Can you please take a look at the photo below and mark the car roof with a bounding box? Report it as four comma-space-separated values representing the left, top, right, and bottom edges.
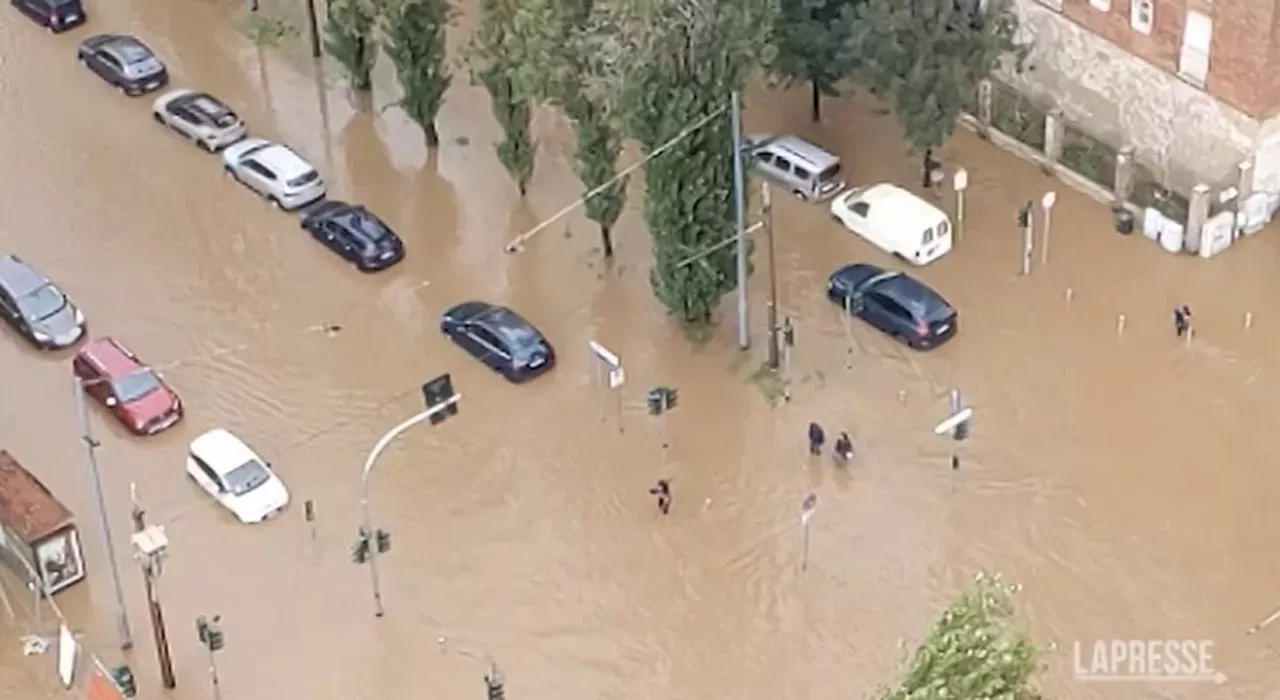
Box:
850, 184, 948, 230
873, 274, 950, 314
189, 429, 259, 473
101, 36, 151, 62
477, 307, 540, 347
178, 92, 232, 116
751, 134, 840, 170
253, 144, 313, 179
79, 337, 143, 377
0, 255, 49, 296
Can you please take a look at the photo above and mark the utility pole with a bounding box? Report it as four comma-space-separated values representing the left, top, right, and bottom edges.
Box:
1040, 190, 1058, 266
1017, 201, 1034, 276
72, 376, 132, 651
763, 182, 781, 370
303, 0, 322, 58
730, 90, 750, 351
129, 486, 176, 689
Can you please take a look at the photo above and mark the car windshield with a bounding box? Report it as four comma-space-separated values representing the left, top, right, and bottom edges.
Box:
192, 97, 237, 126
224, 460, 271, 496
344, 211, 390, 242
112, 369, 161, 403
818, 163, 842, 182
16, 285, 66, 321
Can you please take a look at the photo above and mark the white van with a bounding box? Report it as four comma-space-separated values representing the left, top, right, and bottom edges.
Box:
829, 183, 952, 265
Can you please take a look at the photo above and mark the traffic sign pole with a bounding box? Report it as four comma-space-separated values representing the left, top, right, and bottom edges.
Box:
953, 168, 969, 242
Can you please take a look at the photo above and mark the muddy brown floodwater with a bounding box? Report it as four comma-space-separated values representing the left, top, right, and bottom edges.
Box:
5, 2, 1280, 699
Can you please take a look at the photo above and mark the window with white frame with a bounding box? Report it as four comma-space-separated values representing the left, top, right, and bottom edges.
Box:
1179, 11, 1212, 87
1130, 0, 1154, 33
1090, 0, 1111, 10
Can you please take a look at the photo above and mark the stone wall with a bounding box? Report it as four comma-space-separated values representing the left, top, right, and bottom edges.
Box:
1001, 0, 1261, 193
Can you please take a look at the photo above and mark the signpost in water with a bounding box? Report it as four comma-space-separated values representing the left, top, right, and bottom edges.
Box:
589, 341, 625, 433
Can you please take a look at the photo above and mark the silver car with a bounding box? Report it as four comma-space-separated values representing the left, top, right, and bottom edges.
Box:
0, 255, 86, 350
152, 90, 247, 152
76, 34, 168, 97
222, 139, 327, 211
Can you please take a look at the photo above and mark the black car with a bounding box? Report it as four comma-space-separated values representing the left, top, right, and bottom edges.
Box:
440, 302, 556, 382
300, 201, 404, 272
12, 0, 85, 32
76, 34, 168, 96
826, 263, 957, 349
0, 255, 86, 349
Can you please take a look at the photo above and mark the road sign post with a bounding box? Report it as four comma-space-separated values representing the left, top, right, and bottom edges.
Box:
589, 341, 625, 433
800, 493, 817, 571
953, 168, 969, 242
935, 405, 973, 470
1041, 190, 1057, 266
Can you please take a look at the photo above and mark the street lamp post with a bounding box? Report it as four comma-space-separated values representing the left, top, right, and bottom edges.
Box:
71, 375, 133, 651
357, 375, 460, 617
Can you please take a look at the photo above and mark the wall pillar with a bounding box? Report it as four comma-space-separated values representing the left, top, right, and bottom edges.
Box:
1184, 183, 1212, 254
1044, 108, 1066, 164
977, 80, 993, 131
1114, 146, 1136, 204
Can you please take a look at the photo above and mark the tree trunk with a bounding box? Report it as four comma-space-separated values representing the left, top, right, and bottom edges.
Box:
424, 122, 439, 148
600, 225, 614, 258
810, 80, 821, 123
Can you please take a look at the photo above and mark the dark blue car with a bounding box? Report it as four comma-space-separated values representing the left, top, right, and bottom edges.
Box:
440, 302, 555, 382
300, 201, 404, 272
826, 263, 957, 349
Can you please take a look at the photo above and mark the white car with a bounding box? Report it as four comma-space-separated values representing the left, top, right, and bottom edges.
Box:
830, 183, 953, 266
152, 89, 246, 152
186, 429, 289, 524
222, 138, 326, 211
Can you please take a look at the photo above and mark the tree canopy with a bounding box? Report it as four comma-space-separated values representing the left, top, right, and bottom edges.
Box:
881, 573, 1044, 700
381, 0, 455, 146
323, 0, 379, 91
467, 0, 537, 196
770, 0, 860, 122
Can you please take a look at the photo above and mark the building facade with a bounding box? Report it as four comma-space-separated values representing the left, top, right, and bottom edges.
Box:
1003, 0, 1280, 194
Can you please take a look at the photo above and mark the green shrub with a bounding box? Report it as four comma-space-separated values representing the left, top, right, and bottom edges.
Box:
988, 81, 1046, 151
1059, 125, 1117, 190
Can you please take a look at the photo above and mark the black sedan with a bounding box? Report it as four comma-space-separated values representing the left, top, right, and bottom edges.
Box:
440, 302, 555, 382
300, 201, 404, 272
77, 34, 168, 96
826, 263, 957, 349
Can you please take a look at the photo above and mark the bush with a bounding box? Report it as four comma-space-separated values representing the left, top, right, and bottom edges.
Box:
1131, 168, 1191, 223
1059, 124, 1117, 190
988, 81, 1046, 151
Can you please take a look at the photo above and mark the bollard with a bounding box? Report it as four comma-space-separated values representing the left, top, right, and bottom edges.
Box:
1245, 312, 1254, 330
1116, 314, 1126, 338
1065, 287, 1074, 304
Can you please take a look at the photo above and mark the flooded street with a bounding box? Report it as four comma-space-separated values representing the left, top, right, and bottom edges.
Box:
4, 1, 1280, 698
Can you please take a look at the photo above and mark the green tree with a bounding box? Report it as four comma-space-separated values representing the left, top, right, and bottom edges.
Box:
467, 0, 536, 196
507, 0, 627, 257
770, 0, 860, 123
323, 0, 379, 91
381, 0, 455, 146
849, 0, 1027, 151
882, 573, 1044, 700
608, 0, 772, 323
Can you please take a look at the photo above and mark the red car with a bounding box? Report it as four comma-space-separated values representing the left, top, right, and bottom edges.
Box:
73, 337, 183, 436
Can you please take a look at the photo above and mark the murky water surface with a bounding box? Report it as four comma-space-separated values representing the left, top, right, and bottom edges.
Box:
4, 2, 1280, 699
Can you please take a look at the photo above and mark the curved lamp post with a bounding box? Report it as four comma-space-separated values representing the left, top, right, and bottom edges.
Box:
359, 375, 459, 617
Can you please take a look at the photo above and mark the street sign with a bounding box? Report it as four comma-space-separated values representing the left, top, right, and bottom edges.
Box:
953, 168, 969, 192
608, 367, 625, 389
588, 341, 620, 369
1041, 190, 1057, 209
934, 407, 974, 435
421, 373, 459, 424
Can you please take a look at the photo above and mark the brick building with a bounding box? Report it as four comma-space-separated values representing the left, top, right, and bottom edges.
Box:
1003, 0, 1280, 194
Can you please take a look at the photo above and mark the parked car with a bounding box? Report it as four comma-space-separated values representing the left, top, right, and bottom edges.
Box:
73, 337, 183, 435
300, 201, 405, 272
76, 34, 168, 96
826, 263, 958, 349
440, 302, 555, 382
830, 183, 953, 265
0, 254, 85, 350
748, 133, 845, 201
151, 89, 246, 152
222, 138, 326, 211
186, 429, 289, 524
11, 0, 85, 33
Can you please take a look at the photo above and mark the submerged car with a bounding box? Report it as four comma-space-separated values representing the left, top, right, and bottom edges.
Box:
152, 89, 246, 152
826, 263, 957, 349
12, 0, 86, 33
0, 254, 85, 349
300, 201, 404, 272
73, 337, 183, 435
222, 138, 326, 211
186, 429, 289, 524
440, 302, 555, 382
76, 34, 168, 96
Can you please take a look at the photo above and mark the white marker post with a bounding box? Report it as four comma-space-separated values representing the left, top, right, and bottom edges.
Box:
589, 341, 624, 433
935, 406, 974, 470
1040, 190, 1058, 266
953, 168, 969, 242
800, 493, 817, 571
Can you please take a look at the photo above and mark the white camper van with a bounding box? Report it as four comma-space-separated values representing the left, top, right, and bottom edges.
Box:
830, 183, 953, 265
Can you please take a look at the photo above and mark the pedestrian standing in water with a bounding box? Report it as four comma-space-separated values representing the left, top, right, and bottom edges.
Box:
1174, 305, 1193, 338
833, 432, 853, 465
649, 479, 672, 515
922, 149, 939, 189
808, 422, 826, 456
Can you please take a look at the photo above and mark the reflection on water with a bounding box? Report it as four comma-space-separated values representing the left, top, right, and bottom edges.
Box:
3, 2, 1280, 699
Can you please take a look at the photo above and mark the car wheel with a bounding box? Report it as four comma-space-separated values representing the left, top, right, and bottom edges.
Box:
268, 196, 282, 209
199, 139, 215, 153
151, 112, 164, 124
793, 189, 808, 201
117, 84, 128, 95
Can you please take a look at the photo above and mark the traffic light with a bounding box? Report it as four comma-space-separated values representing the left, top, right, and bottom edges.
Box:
485, 674, 505, 700
423, 373, 459, 425
663, 387, 678, 410
196, 615, 209, 645
782, 319, 795, 348
646, 387, 664, 415
206, 616, 225, 651
350, 529, 371, 564
953, 417, 971, 442
111, 665, 137, 698
376, 528, 391, 554
1016, 202, 1032, 229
